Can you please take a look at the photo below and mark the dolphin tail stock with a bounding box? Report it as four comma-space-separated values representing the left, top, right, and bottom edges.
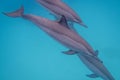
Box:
2, 6, 24, 18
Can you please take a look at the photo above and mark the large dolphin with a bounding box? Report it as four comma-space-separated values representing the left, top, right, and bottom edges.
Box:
37, 0, 87, 28
3, 6, 114, 80
3, 6, 94, 56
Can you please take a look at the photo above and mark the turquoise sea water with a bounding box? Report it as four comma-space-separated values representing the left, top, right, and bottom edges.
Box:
0, 0, 120, 80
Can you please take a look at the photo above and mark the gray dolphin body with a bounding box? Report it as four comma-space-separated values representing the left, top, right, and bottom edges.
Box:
3, 6, 93, 55
77, 54, 115, 80
3, 6, 115, 80
37, 0, 87, 28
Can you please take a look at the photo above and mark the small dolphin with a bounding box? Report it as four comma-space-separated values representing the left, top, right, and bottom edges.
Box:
37, 0, 87, 28
77, 53, 115, 80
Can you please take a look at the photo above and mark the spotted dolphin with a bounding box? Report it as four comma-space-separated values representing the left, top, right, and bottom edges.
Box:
37, 0, 87, 28
3, 6, 114, 80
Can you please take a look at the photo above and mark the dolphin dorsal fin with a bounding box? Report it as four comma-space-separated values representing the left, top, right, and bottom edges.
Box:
58, 16, 78, 34
58, 15, 70, 29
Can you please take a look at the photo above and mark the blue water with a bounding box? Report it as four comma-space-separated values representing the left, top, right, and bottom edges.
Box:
0, 0, 120, 80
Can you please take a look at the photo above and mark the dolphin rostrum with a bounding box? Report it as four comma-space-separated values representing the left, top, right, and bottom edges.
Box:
3, 6, 115, 80
37, 0, 88, 28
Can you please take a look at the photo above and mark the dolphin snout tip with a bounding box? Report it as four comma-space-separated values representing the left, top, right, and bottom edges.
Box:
83, 25, 88, 28
80, 23, 88, 28
2, 12, 7, 16
2, 12, 5, 15
77, 21, 88, 28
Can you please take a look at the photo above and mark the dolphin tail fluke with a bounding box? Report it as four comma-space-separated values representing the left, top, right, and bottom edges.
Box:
2, 6, 24, 18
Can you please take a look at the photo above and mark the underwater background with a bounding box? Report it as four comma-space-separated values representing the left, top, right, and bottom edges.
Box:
0, 0, 120, 80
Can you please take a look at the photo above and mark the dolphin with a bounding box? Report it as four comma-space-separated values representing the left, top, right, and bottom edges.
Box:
37, 0, 88, 28
3, 6, 94, 56
77, 53, 115, 80
3, 6, 114, 80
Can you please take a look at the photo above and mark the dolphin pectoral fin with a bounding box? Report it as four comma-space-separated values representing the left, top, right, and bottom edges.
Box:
62, 50, 77, 55
86, 74, 99, 78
